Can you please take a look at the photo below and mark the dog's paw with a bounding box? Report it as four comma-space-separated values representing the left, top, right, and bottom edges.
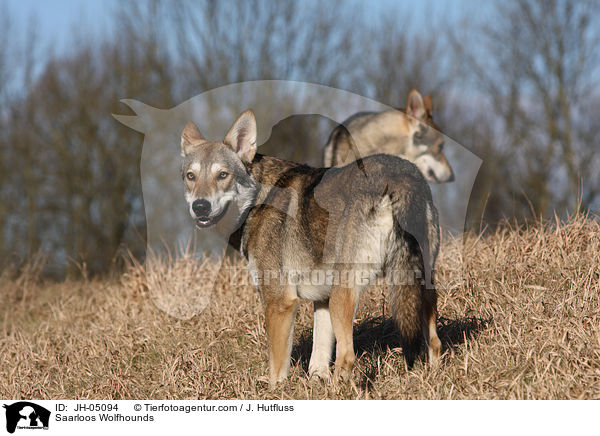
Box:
308, 365, 331, 382
333, 367, 353, 383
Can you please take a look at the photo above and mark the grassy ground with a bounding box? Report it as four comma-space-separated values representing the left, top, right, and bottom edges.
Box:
1, 213, 599, 399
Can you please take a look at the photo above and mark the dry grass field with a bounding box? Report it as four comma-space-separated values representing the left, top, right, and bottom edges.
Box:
1, 213, 599, 400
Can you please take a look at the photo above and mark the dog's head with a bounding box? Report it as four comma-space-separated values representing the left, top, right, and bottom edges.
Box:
180, 110, 259, 232
404, 90, 454, 183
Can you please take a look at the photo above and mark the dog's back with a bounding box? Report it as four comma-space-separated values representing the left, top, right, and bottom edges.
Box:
323, 110, 412, 166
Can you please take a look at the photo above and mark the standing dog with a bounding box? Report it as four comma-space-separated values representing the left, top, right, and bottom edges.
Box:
323, 90, 454, 183
181, 110, 441, 385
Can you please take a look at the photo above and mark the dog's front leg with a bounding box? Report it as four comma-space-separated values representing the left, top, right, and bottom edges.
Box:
308, 300, 335, 381
264, 286, 299, 387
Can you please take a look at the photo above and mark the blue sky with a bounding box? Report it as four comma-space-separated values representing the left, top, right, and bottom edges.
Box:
5, 0, 481, 53
5, 0, 118, 51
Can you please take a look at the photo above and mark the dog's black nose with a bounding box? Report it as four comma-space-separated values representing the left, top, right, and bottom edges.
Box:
192, 199, 211, 217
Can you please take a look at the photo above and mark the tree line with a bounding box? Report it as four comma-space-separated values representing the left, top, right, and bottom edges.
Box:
0, 0, 598, 276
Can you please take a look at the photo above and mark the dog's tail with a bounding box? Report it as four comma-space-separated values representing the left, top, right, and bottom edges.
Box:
386, 186, 439, 364
323, 123, 364, 168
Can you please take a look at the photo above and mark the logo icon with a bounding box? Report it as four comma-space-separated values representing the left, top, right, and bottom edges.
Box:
3, 402, 50, 434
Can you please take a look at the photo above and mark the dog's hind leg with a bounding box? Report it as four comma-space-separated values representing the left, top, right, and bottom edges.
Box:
424, 288, 441, 362
308, 300, 335, 381
264, 288, 299, 387
329, 285, 358, 381
422, 203, 441, 361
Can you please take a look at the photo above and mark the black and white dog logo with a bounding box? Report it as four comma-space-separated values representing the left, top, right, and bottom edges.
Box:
3, 402, 50, 433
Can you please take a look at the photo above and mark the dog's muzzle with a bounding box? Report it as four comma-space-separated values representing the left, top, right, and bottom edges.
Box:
193, 201, 230, 228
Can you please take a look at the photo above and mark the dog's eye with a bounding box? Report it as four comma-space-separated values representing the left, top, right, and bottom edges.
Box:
218, 171, 229, 180
186, 172, 195, 181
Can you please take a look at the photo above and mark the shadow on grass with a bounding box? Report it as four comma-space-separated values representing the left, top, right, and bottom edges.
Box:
291, 314, 490, 387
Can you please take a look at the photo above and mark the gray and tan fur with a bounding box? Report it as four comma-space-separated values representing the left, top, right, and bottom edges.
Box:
323, 89, 454, 183
181, 110, 441, 386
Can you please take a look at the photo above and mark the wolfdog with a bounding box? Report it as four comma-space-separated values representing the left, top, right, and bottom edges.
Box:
180, 110, 441, 385
323, 90, 454, 183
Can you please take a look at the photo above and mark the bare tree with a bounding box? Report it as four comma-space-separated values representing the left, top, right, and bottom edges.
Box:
359, 5, 457, 109
169, 0, 363, 94
450, 0, 600, 224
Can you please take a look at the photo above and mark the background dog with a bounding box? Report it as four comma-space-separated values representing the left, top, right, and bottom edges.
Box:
323, 90, 454, 183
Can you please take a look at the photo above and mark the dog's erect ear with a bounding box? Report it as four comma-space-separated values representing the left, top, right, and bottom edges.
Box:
406, 90, 427, 121
424, 95, 434, 117
224, 109, 257, 164
181, 122, 206, 156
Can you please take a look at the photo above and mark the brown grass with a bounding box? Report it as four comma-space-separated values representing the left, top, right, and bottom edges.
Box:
1, 213, 599, 399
